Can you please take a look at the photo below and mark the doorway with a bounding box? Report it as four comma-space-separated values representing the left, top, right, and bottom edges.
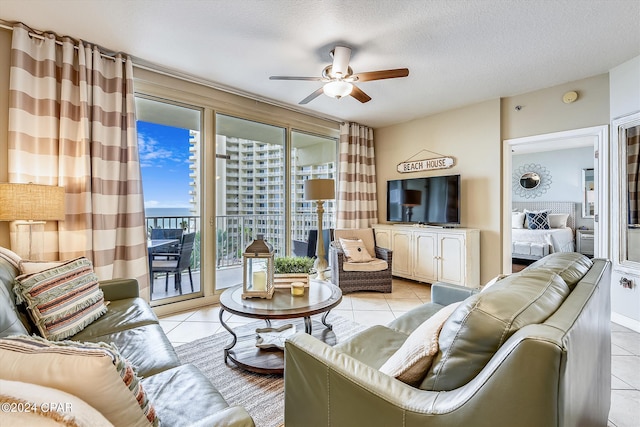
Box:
502, 126, 609, 272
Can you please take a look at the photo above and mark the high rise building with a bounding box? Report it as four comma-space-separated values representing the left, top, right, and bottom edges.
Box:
215, 135, 335, 256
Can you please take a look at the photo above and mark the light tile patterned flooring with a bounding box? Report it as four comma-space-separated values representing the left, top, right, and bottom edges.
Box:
159, 278, 640, 427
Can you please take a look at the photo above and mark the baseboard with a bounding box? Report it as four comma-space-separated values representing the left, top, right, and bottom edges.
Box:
152, 294, 221, 317
611, 312, 640, 333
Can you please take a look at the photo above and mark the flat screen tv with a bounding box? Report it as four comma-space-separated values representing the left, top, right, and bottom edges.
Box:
387, 174, 460, 225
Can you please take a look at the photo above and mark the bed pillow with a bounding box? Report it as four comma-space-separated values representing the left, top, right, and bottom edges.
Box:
549, 213, 570, 228
525, 210, 550, 230
339, 238, 374, 263
511, 212, 525, 229
0, 335, 158, 427
13, 257, 107, 341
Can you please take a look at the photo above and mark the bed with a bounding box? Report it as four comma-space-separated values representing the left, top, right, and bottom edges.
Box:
511, 201, 576, 261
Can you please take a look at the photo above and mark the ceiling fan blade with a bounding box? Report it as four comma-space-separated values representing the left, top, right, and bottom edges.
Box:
299, 87, 325, 104
352, 68, 409, 82
269, 76, 323, 81
350, 85, 372, 103
331, 46, 351, 77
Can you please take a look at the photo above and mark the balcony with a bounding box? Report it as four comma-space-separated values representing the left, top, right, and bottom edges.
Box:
146, 212, 334, 301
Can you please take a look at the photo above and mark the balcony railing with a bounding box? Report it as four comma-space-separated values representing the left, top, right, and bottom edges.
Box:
146, 213, 335, 270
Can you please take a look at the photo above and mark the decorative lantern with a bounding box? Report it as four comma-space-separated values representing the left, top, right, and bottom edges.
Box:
242, 234, 275, 299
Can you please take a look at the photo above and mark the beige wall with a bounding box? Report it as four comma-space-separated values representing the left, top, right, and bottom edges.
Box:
375, 75, 610, 284
0, 29, 10, 248
502, 74, 609, 140
375, 100, 502, 283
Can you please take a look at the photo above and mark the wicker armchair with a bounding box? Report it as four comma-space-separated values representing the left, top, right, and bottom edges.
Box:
329, 228, 393, 294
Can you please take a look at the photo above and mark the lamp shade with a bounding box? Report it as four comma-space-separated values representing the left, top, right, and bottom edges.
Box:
0, 183, 65, 221
304, 179, 335, 201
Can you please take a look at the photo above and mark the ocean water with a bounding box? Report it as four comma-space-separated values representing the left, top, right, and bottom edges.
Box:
145, 207, 194, 217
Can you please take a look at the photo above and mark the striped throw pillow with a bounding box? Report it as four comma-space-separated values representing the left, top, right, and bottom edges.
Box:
13, 257, 107, 341
0, 335, 159, 427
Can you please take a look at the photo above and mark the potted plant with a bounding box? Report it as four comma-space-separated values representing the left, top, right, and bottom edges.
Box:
273, 256, 315, 288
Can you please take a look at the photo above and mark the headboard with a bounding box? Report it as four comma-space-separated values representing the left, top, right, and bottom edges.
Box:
512, 201, 577, 229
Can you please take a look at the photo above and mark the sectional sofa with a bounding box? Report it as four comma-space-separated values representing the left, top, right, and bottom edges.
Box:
0, 253, 254, 427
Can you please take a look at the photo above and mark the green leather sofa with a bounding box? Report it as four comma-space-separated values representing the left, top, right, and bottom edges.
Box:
0, 255, 254, 427
284, 253, 611, 427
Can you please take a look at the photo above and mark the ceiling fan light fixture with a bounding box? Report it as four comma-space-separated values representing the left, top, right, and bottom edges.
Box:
323, 80, 353, 99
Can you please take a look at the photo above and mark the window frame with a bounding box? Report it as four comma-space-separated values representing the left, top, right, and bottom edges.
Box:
134, 69, 339, 315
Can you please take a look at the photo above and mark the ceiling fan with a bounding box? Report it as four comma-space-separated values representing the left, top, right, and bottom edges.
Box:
269, 46, 409, 104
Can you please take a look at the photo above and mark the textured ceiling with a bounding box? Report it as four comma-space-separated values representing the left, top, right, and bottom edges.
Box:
1, 0, 639, 128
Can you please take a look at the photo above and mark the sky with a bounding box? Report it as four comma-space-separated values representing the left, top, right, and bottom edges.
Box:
137, 121, 192, 209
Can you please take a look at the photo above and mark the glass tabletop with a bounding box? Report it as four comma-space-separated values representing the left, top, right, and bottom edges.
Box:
219, 280, 342, 319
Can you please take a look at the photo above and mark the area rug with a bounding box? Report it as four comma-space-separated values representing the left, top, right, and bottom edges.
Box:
175, 314, 366, 427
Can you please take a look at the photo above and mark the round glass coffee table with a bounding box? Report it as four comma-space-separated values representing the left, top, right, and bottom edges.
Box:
219, 280, 342, 374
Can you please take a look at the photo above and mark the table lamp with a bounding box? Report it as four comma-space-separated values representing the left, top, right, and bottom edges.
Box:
0, 183, 65, 260
304, 178, 335, 281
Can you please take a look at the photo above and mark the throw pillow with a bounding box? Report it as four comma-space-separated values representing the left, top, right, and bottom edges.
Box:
0, 379, 113, 426
525, 210, 550, 230
0, 335, 159, 427
379, 302, 462, 385
511, 212, 525, 229
339, 238, 374, 263
548, 213, 570, 228
13, 257, 107, 341
0, 246, 21, 270
481, 274, 510, 292
19, 260, 65, 275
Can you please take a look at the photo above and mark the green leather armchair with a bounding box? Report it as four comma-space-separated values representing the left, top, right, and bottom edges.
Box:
284, 255, 611, 427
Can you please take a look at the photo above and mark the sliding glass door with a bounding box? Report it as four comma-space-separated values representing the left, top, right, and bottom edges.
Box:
215, 114, 286, 289
290, 131, 337, 255
136, 96, 203, 303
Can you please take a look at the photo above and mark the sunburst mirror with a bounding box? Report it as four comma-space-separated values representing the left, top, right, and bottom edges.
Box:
513, 163, 552, 198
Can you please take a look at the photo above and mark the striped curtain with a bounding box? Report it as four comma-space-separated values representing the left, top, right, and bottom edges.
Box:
336, 122, 378, 228
628, 125, 640, 225
7, 24, 149, 291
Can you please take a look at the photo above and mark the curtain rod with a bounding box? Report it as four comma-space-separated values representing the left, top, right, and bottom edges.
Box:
0, 22, 121, 62
0, 21, 343, 126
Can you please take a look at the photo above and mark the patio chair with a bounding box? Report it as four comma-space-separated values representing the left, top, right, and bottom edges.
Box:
151, 232, 196, 294
149, 228, 183, 257
306, 229, 334, 259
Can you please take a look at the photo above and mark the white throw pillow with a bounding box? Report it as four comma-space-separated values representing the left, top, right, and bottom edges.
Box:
549, 213, 570, 228
339, 238, 374, 263
0, 335, 159, 427
0, 379, 113, 426
379, 302, 462, 385
481, 274, 510, 292
511, 212, 525, 229
19, 260, 65, 275
0, 246, 21, 269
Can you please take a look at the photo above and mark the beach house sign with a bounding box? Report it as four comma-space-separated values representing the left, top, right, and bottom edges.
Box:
397, 156, 455, 173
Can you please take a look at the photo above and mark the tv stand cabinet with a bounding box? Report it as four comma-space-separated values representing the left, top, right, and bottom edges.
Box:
372, 224, 480, 288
